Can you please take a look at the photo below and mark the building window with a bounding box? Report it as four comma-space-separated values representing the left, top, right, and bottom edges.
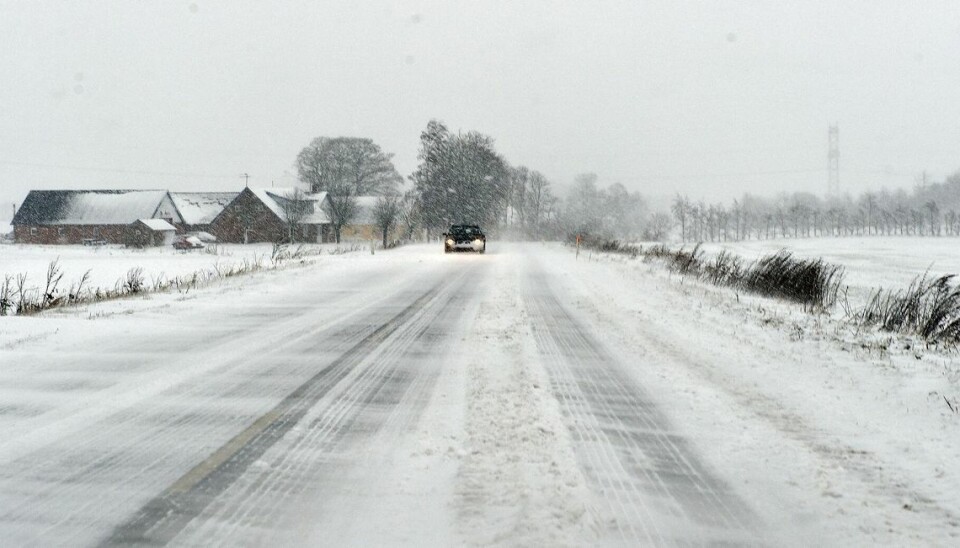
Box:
30, 227, 37, 236
58, 227, 65, 237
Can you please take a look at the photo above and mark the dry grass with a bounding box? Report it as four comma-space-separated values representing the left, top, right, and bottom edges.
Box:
585, 240, 844, 309
852, 274, 960, 342
0, 249, 310, 316
740, 251, 844, 309
594, 239, 960, 343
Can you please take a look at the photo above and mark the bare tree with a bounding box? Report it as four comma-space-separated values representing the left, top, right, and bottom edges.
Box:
925, 200, 941, 236
602, 183, 647, 240
508, 165, 530, 230
563, 173, 603, 238
296, 136, 401, 243
671, 194, 689, 242
373, 194, 402, 248
860, 192, 878, 235
280, 188, 310, 243
296, 137, 402, 195
398, 191, 422, 241
526, 171, 551, 238
326, 181, 358, 244
644, 212, 674, 241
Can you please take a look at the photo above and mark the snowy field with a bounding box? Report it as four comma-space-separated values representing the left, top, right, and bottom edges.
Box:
691, 237, 960, 304
0, 242, 357, 294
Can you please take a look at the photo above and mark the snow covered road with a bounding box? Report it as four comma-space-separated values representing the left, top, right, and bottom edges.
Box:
523, 260, 757, 545
1, 243, 957, 546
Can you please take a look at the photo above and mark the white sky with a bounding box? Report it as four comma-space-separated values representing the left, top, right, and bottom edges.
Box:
2, 0, 959, 222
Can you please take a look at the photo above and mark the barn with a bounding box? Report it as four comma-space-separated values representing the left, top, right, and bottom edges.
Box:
12, 190, 175, 245
210, 187, 333, 243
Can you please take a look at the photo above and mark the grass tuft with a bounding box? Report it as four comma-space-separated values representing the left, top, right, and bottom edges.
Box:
854, 274, 960, 342
740, 251, 844, 309
586, 240, 843, 310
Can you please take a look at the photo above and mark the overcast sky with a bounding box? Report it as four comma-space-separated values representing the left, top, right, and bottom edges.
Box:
2, 0, 959, 222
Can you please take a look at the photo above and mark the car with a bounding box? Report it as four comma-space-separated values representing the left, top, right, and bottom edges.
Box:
173, 235, 205, 250
443, 224, 486, 254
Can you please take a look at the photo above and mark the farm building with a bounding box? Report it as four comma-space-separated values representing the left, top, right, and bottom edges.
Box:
12, 190, 175, 245
210, 187, 333, 243
11, 187, 400, 246
168, 192, 238, 233
126, 219, 177, 247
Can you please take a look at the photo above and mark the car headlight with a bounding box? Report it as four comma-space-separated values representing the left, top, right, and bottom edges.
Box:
446, 239, 454, 245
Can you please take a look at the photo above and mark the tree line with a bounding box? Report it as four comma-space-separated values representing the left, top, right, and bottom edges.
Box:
294, 119, 640, 244
671, 171, 960, 243
293, 120, 960, 246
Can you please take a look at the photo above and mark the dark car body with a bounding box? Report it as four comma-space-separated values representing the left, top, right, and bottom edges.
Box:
443, 225, 486, 253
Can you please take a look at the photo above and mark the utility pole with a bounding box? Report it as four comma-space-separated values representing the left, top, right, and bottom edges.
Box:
828, 125, 839, 196
241, 173, 250, 188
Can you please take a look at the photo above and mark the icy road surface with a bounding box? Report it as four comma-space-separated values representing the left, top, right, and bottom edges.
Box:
1, 243, 957, 546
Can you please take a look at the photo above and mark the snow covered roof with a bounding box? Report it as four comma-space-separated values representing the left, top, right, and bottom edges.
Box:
169, 192, 238, 225
13, 190, 169, 226
250, 188, 331, 224
135, 218, 176, 231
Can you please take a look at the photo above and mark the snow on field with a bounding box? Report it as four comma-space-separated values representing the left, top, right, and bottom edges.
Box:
696, 237, 960, 298
0, 242, 353, 294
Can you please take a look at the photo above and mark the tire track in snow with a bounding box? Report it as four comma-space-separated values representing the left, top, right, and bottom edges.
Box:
454, 265, 600, 547
0, 274, 408, 545
171, 270, 474, 545
103, 266, 474, 545
524, 268, 760, 546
